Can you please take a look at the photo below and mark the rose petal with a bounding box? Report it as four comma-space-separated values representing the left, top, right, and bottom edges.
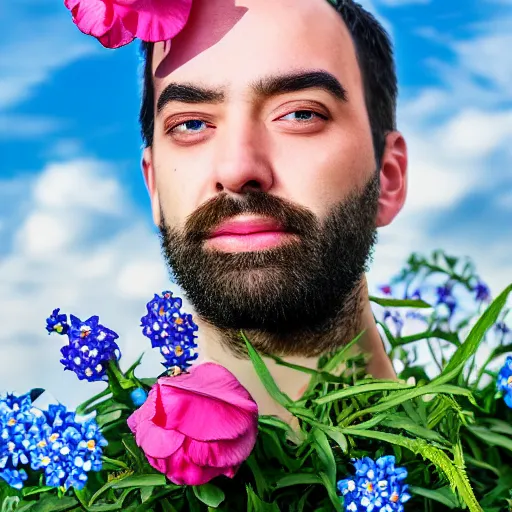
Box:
127, 0, 193, 42
67, 0, 116, 38
161, 449, 235, 486
134, 420, 185, 459
184, 430, 258, 468
97, 11, 136, 49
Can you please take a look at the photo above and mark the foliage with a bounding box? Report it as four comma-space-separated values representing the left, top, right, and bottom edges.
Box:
1, 249, 511, 511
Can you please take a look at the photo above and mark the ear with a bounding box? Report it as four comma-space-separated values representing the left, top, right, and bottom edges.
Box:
375, 132, 408, 228
142, 146, 162, 227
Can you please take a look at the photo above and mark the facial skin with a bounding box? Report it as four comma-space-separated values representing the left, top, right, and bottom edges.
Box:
143, 0, 408, 358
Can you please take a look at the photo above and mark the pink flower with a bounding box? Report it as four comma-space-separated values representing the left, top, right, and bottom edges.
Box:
127, 362, 259, 486
64, 0, 193, 49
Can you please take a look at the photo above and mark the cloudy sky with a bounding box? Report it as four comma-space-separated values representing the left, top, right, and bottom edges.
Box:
0, 0, 511, 407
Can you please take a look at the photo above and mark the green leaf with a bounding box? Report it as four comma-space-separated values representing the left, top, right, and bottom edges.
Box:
314, 381, 414, 405
246, 485, 281, 512
318, 472, 342, 512
241, 331, 292, 407
86, 489, 132, 511
409, 486, 460, 508
442, 284, 512, 375
381, 415, 448, 444
125, 353, 145, 380
112, 474, 167, 489
193, 484, 225, 508
273, 473, 323, 490
95, 409, 123, 428
369, 296, 432, 308
21, 487, 53, 498
76, 388, 111, 416
335, 429, 482, 512
466, 425, 512, 453
312, 429, 336, 486
29, 495, 78, 512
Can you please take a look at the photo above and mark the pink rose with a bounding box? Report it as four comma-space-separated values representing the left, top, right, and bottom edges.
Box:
64, 0, 193, 49
127, 362, 259, 486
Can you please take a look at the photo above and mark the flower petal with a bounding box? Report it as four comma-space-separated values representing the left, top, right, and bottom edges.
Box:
127, 0, 193, 42
134, 420, 185, 459
184, 430, 257, 469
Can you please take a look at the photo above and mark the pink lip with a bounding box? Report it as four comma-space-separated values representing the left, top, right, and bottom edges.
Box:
209, 217, 285, 237
206, 216, 294, 252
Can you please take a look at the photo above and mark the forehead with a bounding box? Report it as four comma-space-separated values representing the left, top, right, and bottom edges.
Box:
152, 0, 361, 99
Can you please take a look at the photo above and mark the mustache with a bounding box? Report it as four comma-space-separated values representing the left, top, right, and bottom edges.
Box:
180, 192, 318, 243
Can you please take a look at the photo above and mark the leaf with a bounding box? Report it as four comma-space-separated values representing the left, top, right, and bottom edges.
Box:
312, 429, 336, 486
241, 331, 292, 407
409, 486, 460, 508
466, 425, 512, 453
369, 296, 432, 308
125, 353, 145, 380
112, 474, 167, 489
318, 472, 342, 512
29, 495, 78, 512
76, 387, 111, 416
314, 381, 414, 405
273, 473, 323, 490
442, 284, 512, 375
246, 485, 281, 512
96, 409, 123, 428
381, 415, 448, 444
86, 489, 132, 511
334, 429, 482, 512
193, 484, 225, 508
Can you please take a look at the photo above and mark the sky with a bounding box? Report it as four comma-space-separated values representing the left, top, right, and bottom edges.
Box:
0, 0, 511, 408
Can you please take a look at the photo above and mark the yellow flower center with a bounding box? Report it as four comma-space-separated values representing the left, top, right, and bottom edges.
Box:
174, 317, 183, 325
507, 376, 512, 386
390, 492, 399, 503
7, 418, 16, 427
37, 440, 47, 448
159, 306, 165, 316
87, 440, 96, 450
55, 324, 63, 333
175, 346, 184, 356
41, 456, 51, 466
49, 433, 59, 443
366, 483, 374, 492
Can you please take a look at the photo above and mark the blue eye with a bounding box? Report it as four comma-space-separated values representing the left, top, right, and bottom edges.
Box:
173, 119, 207, 133
281, 110, 323, 121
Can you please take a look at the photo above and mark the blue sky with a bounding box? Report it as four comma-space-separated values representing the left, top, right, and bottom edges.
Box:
0, 0, 511, 406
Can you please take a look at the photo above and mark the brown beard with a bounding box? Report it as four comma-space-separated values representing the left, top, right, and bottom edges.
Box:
158, 171, 380, 358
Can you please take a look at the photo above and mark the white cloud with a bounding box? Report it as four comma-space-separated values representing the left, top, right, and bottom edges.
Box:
0, 115, 62, 138
0, 159, 172, 407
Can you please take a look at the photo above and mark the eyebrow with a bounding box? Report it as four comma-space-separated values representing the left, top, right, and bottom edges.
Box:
156, 70, 348, 114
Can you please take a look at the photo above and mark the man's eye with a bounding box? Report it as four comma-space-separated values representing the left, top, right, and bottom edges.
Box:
169, 119, 207, 134
280, 110, 327, 122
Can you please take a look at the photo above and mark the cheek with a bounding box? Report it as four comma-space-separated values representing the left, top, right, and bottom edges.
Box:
272, 130, 374, 215
152, 146, 209, 227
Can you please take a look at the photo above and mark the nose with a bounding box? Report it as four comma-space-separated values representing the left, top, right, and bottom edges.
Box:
212, 113, 274, 195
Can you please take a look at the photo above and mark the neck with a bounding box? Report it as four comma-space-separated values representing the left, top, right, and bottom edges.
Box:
193, 276, 395, 422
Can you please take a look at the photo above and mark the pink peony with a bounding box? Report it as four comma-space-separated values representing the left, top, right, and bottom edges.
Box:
64, 0, 193, 49
127, 362, 259, 486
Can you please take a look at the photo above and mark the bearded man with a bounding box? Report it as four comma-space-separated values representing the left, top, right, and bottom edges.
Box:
138, 0, 407, 418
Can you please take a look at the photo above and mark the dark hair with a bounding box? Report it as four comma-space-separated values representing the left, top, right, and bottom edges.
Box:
138, 0, 397, 162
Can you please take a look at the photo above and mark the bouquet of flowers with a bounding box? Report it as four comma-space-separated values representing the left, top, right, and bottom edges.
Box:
1, 249, 511, 512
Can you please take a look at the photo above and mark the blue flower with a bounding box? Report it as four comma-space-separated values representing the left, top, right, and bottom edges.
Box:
383, 310, 404, 338
436, 284, 457, 317
337, 455, 411, 511
59, 314, 121, 382
495, 321, 510, 336
46, 308, 70, 335
473, 280, 491, 302
130, 388, 148, 407
0, 393, 46, 489
141, 291, 199, 371
0, 468, 28, 490
30, 405, 107, 491
497, 356, 512, 408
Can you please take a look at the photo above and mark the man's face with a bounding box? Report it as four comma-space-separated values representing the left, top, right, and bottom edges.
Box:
144, 0, 391, 334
